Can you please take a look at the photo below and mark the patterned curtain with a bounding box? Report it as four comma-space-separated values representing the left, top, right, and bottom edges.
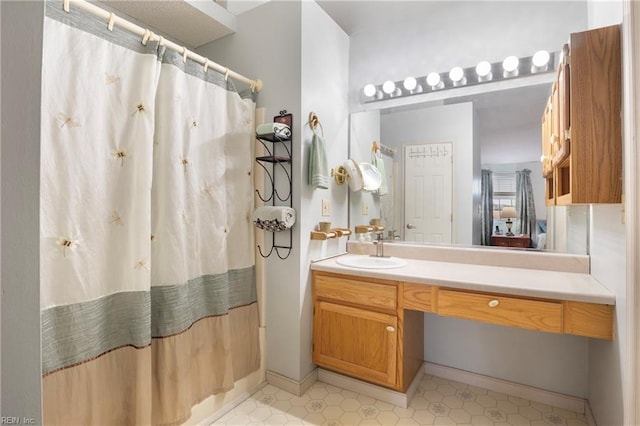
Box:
516, 169, 537, 245
40, 2, 259, 424
150, 47, 258, 425
480, 169, 494, 245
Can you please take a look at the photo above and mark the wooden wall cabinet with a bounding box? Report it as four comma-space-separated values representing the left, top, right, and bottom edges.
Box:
312, 272, 424, 391
541, 24, 622, 205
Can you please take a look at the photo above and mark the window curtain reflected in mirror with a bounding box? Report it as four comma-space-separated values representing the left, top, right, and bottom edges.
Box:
480, 169, 494, 245
516, 169, 537, 245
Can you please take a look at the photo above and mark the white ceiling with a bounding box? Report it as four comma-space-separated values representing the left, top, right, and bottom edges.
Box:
316, 1, 442, 35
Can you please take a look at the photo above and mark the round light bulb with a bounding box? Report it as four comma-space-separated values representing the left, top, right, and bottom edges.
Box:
382, 80, 396, 94
532, 50, 550, 68
403, 76, 417, 91
449, 67, 464, 82
426, 72, 441, 87
475, 61, 492, 77
502, 56, 519, 73
363, 84, 377, 97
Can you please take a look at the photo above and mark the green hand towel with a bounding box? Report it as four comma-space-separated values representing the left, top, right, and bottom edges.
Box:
372, 154, 388, 195
308, 130, 329, 189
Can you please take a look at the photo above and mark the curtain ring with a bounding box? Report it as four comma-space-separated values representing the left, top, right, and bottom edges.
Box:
142, 29, 151, 46
203, 61, 209, 73
63, 0, 70, 12
224, 68, 230, 81
182, 46, 188, 63
107, 12, 116, 31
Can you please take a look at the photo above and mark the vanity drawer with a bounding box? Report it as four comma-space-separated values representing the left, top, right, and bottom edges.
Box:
314, 273, 397, 312
437, 289, 563, 333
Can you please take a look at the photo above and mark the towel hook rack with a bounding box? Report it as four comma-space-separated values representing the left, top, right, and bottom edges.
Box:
307, 112, 324, 136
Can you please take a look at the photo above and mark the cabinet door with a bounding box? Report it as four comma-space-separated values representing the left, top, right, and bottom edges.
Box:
313, 300, 398, 388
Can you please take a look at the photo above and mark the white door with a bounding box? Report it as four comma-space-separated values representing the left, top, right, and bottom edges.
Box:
403, 143, 453, 243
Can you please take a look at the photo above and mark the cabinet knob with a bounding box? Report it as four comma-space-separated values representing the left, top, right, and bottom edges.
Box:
488, 299, 500, 308
386, 326, 395, 333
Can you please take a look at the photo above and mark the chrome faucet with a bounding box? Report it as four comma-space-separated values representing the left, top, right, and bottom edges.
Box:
372, 232, 386, 257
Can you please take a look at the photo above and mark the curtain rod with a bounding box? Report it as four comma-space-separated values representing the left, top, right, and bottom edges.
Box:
62, 0, 263, 92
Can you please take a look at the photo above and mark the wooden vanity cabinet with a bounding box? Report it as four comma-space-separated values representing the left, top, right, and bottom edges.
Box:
541, 24, 622, 205
312, 271, 424, 391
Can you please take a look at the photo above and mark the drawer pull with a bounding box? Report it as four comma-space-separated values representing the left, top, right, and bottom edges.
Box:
386, 326, 395, 333
488, 299, 500, 308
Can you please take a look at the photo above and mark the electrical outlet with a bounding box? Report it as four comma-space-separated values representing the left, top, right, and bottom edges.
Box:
322, 199, 331, 216
362, 202, 369, 215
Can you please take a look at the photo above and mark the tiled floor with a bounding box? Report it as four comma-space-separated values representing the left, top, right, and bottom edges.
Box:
214, 374, 588, 425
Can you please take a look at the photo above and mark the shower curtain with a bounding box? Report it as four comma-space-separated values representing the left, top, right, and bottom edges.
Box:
40, 3, 259, 424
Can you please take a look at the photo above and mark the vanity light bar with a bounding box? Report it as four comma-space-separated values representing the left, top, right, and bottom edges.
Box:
362, 51, 556, 103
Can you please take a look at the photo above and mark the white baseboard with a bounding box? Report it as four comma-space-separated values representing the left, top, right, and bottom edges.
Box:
425, 362, 587, 414
266, 369, 318, 397
317, 367, 423, 408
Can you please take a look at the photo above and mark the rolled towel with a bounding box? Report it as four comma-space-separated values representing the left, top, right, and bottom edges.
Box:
252, 206, 296, 231
256, 122, 291, 140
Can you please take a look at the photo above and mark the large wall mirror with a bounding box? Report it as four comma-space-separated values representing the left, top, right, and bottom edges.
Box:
330, 1, 593, 255
348, 87, 589, 254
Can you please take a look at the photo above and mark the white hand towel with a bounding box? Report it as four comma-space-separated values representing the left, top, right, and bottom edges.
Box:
252, 206, 296, 231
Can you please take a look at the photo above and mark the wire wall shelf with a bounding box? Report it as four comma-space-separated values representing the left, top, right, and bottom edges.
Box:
255, 110, 293, 259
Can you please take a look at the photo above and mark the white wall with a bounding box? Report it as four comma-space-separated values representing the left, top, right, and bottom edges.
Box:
380, 103, 477, 245
425, 315, 589, 397
299, 0, 350, 380
198, 0, 350, 383
0, 1, 3, 414
348, 1, 588, 111
583, 3, 629, 425
588, 206, 626, 424
1, 1, 44, 422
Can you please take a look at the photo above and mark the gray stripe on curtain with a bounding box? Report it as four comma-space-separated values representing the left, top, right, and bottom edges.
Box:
151, 266, 256, 337
45, 0, 159, 55
41, 291, 151, 375
41, 267, 255, 375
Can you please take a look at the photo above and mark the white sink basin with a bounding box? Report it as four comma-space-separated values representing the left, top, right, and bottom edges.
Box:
335, 255, 408, 269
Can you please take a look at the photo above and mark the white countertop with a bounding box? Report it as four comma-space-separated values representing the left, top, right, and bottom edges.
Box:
311, 253, 615, 305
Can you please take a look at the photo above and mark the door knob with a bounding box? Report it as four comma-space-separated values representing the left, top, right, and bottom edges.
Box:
406, 224, 416, 229
386, 326, 395, 333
